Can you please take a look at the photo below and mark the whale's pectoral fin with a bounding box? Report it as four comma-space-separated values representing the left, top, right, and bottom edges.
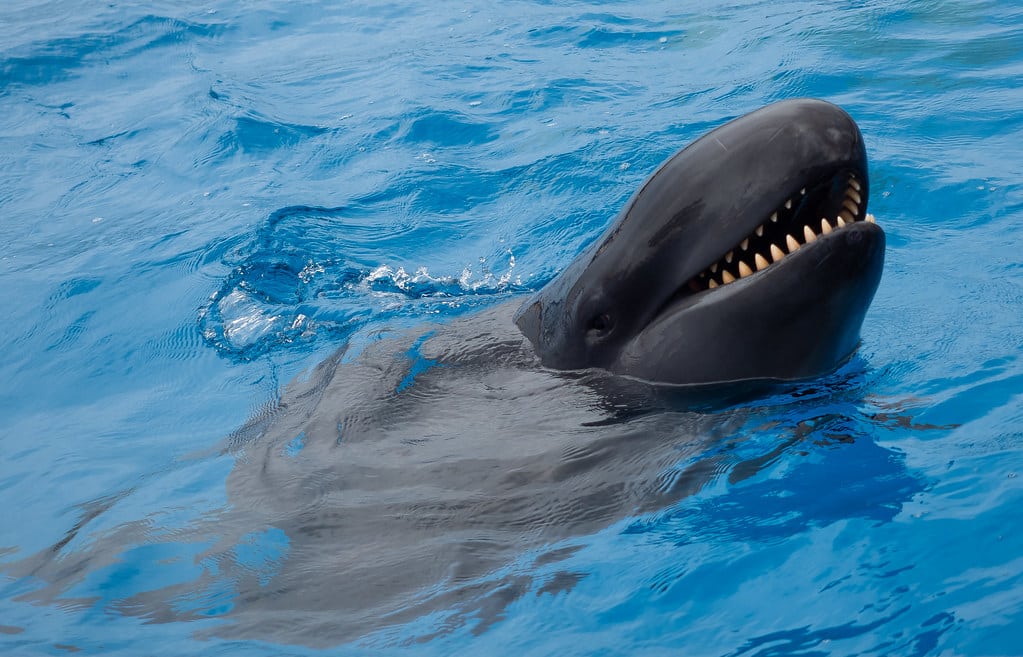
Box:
514, 299, 542, 345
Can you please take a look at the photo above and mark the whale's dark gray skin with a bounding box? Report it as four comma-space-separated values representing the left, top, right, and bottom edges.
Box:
5, 100, 895, 649
516, 98, 885, 384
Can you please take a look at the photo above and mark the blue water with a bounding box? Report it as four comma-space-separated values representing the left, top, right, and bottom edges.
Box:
3, 0, 1023, 654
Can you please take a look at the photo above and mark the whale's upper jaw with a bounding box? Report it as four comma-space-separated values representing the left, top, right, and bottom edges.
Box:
516, 98, 886, 386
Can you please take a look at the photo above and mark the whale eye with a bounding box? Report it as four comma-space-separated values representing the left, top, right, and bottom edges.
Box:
588, 312, 614, 335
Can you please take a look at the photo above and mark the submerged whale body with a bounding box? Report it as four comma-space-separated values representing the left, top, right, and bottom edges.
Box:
205, 99, 887, 642
10, 100, 889, 647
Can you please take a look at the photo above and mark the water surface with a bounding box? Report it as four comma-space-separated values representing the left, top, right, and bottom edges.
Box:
2, 1, 1023, 655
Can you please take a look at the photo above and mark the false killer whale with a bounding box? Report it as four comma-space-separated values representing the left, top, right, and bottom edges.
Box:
7, 99, 889, 647
200, 98, 887, 642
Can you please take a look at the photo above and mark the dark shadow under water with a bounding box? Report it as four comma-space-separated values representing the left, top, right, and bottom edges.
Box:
6, 302, 930, 648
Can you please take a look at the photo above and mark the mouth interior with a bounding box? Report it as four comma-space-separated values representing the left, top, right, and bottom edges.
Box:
683, 170, 876, 295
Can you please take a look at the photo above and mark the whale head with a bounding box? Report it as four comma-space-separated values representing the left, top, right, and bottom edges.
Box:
515, 98, 885, 385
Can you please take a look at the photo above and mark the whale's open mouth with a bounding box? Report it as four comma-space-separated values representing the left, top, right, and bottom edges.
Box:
685, 170, 877, 294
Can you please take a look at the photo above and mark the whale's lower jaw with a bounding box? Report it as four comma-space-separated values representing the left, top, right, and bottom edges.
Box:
613, 221, 885, 385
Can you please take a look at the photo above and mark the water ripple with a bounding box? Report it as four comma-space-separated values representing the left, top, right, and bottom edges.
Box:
200, 204, 527, 359
1, 13, 228, 91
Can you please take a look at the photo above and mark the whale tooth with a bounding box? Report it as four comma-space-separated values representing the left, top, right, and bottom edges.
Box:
740, 238, 749, 251
803, 225, 817, 243
770, 212, 778, 222
708, 279, 719, 289
722, 270, 736, 284
725, 251, 734, 263
754, 253, 769, 271
847, 189, 862, 204
849, 178, 861, 191
785, 199, 792, 209
755, 225, 764, 237
800, 188, 806, 195
770, 243, 785, 262
710, 263, 718, 273
738, 261, 753, 278
820, 218, 833, 235
843, 199, 858, 215
866, 213, 876, 223
839, 210, 854, 224
837, 216, 847, 228
785, 234, 800, 253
